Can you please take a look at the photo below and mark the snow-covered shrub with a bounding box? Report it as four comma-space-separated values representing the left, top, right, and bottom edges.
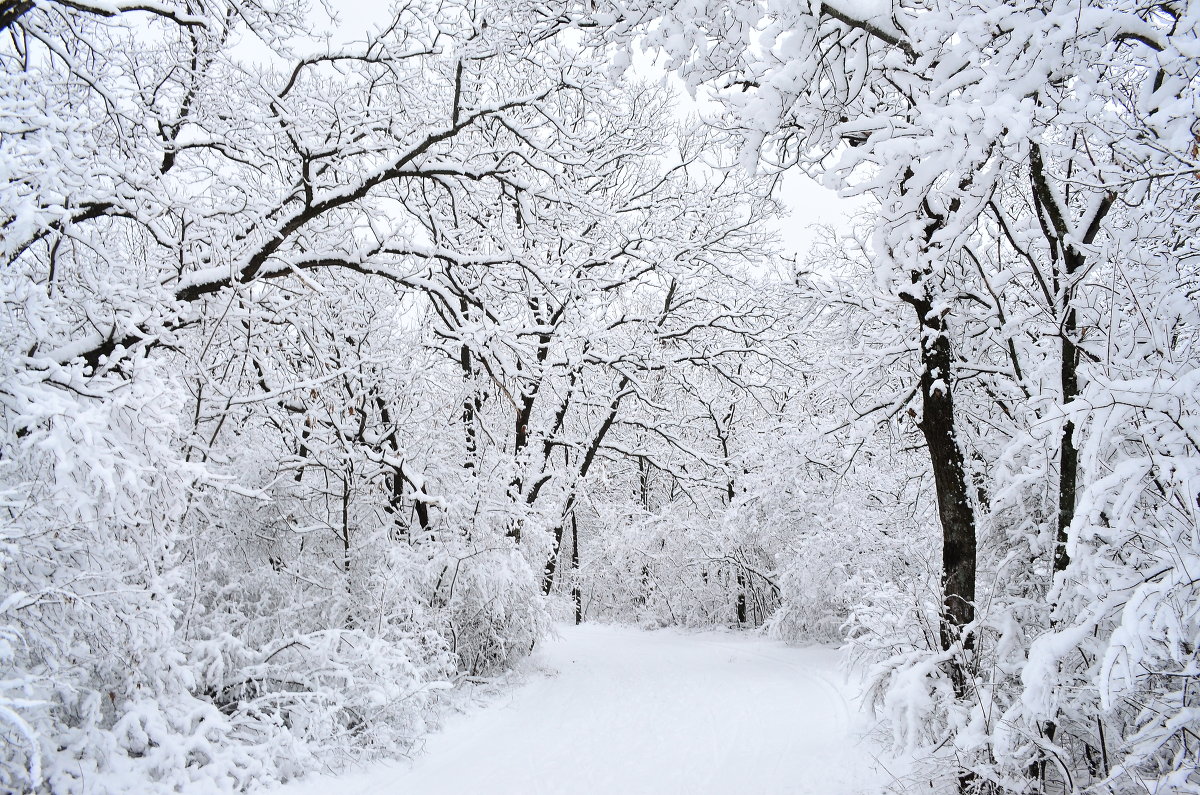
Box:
1021, 371, 1200, 794
0, 618, 43, 793
178, 526, 459, 768
0, 360, 205, 791
429, 542, 548, 677
741, 417, 937, 646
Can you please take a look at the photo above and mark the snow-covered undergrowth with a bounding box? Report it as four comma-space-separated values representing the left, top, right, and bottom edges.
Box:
0, 364, 545, 792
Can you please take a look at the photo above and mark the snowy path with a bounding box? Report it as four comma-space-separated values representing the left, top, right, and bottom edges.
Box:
274, 624, 902, 795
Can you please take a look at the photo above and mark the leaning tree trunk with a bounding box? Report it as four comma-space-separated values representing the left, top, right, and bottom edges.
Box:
570, 510, 582, 624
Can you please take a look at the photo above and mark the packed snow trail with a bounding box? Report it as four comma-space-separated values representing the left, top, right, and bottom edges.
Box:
275, 623, 903, 794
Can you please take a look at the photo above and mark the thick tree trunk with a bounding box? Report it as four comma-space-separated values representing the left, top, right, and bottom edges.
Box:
891, 182, 977, 696
542, 508, 567, 595
1055, 344, 1078, 575
735, 571, 747, 624
901, 286, 977, 692
921, 335, 977, 657
904, 293, 980, 795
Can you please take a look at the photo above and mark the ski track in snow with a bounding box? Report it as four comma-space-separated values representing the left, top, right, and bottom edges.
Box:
273, 623, 903, 795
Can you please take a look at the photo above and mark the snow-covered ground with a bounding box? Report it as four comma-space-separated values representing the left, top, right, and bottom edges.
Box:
272, 623, 905, 795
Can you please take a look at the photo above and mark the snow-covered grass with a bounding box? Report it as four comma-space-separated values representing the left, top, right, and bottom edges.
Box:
270, 623, 907, 794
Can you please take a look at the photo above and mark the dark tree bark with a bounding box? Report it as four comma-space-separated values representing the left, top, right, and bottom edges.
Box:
376, 398, 431, 538
542, 376, 629, 595
889, 173, 980, 713
1029, 144, 1116, 578
0, 1, 32, 32
570, 511, 582, 624
900, 284, 977, 669
735, 571, 747, 624
1027, 144, 1116, 789
901, 279, 981, 795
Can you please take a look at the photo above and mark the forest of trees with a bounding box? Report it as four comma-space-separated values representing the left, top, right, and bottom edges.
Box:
0, 0, 1196, 792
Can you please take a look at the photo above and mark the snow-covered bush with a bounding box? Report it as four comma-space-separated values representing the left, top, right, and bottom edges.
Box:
430, 544, 547, 677
0, 359, 203, 791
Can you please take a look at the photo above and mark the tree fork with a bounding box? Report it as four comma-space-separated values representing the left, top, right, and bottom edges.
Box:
1029, 145, 1116, 578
